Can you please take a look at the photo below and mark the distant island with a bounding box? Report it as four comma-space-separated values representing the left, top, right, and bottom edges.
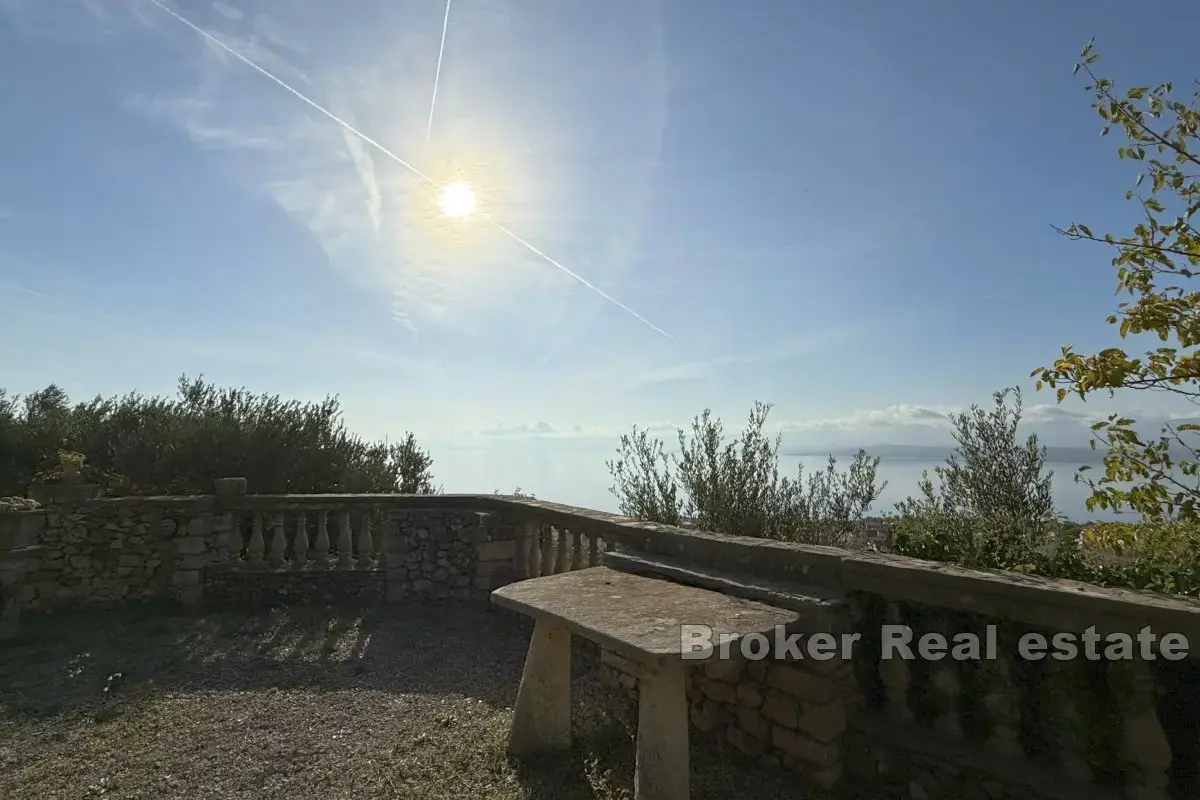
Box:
783, 444, 1108, 465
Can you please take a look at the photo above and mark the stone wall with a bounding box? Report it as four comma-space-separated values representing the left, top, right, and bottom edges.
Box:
384, 508, 510, 601
598, 648, 857, 792
0, 494, 528, 611
5, 498, 217, 608
4, 490, 1200, 799
499, 498, 1200, 800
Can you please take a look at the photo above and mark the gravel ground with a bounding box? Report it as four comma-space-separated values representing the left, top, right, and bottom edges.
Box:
0, 603, 814, 799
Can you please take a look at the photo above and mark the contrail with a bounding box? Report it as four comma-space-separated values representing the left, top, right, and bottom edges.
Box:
427, 0, 452, 142
143, 0, 674, 342
144, 0, 432, 184
486, 218, 676, 341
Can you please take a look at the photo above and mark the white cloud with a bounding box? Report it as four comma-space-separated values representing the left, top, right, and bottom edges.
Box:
480, 422, 558, 437
779, 404, 960, 432
777, 402, 1111, 433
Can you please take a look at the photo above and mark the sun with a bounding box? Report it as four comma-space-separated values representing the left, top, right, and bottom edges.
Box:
437, 180, 477, 219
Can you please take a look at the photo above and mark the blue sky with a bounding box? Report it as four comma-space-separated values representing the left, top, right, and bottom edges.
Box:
1, 0, 1198, 508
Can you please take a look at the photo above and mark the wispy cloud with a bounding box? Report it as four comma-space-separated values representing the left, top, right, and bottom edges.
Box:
332, 101, 383, 232
211, 2, 243, 23
462, 420, 683, 439
0, 281, 52, 300
637, 328, 858, 385
133, 0, 674, 343
5, 0, 673, 347
777, 402, 1117, 433
779, 404, 960, 432
480, 421, 557, 437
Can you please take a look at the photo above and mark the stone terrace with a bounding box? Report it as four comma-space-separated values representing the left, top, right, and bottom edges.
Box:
2, 482, 1200, 800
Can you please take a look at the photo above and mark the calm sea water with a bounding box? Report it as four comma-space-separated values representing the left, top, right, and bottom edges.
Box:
433, 439, 1134, 523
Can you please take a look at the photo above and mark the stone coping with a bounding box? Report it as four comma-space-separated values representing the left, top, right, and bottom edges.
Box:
3, 492, 1199, 637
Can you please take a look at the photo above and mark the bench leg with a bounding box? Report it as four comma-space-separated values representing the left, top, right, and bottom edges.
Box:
635, 661, 689, 800
508, 619, 572, 756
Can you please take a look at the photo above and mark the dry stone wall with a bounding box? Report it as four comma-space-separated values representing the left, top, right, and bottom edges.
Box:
598, 646, 858, 792
1, 495, 523, 611
384, 508, 511, 601
9, 499, 215, 608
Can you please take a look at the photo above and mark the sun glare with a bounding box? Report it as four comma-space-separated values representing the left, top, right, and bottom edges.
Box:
438, 180, 477, 219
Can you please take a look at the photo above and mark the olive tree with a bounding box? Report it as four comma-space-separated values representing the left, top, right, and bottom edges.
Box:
608, 402, 885, 545
888, 388, 1058, 569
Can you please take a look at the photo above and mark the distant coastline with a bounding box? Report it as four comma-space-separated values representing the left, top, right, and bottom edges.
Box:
782, 444, 1107, 465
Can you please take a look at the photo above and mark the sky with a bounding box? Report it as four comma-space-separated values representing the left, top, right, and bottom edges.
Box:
1, 0, 1198, 512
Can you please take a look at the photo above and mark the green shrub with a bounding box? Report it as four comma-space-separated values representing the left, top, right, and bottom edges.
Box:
1067, 521, 1200, 595
607, 402, 885, 545
887, 388, 1057, 568
0, 376, 437, 497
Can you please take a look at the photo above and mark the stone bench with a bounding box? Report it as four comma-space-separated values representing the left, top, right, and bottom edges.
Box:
491, 566, 799, 800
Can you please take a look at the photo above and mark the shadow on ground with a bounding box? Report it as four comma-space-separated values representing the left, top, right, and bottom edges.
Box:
0, 603, 816, 799
4, 602, 530, 710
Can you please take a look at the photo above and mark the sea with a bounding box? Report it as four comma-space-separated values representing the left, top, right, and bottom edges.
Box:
431, 438, 1140, 524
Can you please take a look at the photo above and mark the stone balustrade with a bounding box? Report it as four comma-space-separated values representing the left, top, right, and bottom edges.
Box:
1, 486, 1198, 799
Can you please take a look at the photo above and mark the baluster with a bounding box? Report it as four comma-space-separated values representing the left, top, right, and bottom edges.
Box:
570, 530, 584, 571
554, 528, 570, 574
269, 514, 287, 569
313, 511, 331, 569
539, 524, 554, 576
357, 513, 375, 569
292, 512, 309, 571
247, 513, 266, 571
984, 652, 1023, 758
227, 513, 243, 569
1113, 659, 1172, 800
337, 511, 354, 570
879, 600, 912, 722
588, 534, 600, 567
1047, 658, 1091, 783
528, 522, 542, 578
375, 511, 391, 568
515, 524, 534, 579
930, 620, 962, 737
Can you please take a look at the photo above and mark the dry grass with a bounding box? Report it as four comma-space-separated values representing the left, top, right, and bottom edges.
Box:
0, 603, 815, 799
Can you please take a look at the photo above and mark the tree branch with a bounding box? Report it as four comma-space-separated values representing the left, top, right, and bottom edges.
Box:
1050, 224, 1200, 259
1083, 62, 1200, 170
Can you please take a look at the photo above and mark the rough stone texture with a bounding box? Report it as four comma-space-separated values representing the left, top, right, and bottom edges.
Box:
839, 716, 1124, 800
595, 636, 857, 793
3, 490, 1197, 800
1, 498, 518, 611
386, 508, 507, 602
4, 500, 201, 608
490, 567, 802, 666
205, 568, 386, 607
